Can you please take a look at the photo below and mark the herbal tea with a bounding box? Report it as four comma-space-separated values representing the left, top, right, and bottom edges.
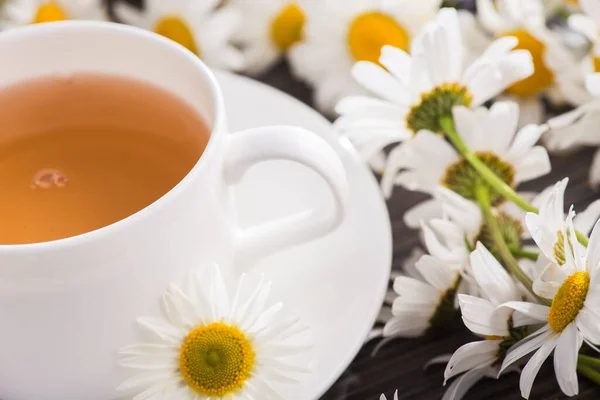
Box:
0, 73, 209, 244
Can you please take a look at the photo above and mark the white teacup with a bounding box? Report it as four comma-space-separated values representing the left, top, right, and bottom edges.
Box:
0, 21, 348, 400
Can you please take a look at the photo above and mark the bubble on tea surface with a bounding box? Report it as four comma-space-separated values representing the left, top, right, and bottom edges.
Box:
54, 71, 74, 84
31, 168, 68, 189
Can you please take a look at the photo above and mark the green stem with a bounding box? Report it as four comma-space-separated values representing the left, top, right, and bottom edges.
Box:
440, 116, 591, 248
579, 354, 600, 369
577, 363, 600, 386
577, 231, 590, 247
440, 116, 537, 213
509, 247, 539, 261
474, 186, 550, 304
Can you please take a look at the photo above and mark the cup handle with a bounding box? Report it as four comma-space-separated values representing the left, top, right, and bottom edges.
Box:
223, 126, 349, 267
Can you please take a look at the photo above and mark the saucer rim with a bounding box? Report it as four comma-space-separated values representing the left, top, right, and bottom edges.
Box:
216, 70, 393, 399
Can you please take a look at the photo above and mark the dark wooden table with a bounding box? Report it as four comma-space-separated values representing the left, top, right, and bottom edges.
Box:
111, 0, 600, 398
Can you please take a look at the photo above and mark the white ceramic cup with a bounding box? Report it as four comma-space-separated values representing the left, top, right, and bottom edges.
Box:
0, 21, 348, 400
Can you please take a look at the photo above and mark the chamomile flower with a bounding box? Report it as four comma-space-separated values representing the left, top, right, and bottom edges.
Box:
0, 0, 106, 28
526, 179, 600, 298
334, 7, 534, 181
384, 211, 477, 337
499, 213, 600, 398
383, 256, 461, 338
114, 0, 245, 70
386, 102, 550, 212
288, 0, 443, 114
444, 243, 537, 400
231, 0, 305, 75
474, 0, 578, 125
425, 187, 528, 260
117, 265, 311, 400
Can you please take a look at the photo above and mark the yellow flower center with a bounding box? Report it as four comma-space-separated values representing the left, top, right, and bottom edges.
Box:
503, 30, 554, 97
593, 57, 600, 73
180, 322, 255, 397
33, 2, 68, 24
486, 335, 505, 340
153, 16, 200, 56
548, 272, 590, 333
347, 12, 410, 65
270, 3, 305, 51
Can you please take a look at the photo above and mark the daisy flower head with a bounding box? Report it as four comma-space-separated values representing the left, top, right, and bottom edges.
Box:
288, 0, 443, 114
117, 264, 312, 399
230, 0, 305, 75
334, 7, 534, 182
474, 0, 579, 125
0, 0, 106, 28
114, 0, 245, 71
385, 101, 550, 207
525, 177, 600, 273
422, 187, 529, 260
499, 212, 600, 398
444, 243, 536, 400
383, 213, 477, 338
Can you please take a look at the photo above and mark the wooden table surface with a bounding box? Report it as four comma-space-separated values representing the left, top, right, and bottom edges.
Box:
111, 0, 600, 398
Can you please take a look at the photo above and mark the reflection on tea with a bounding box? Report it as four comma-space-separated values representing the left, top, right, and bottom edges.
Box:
0, 73, 210, 244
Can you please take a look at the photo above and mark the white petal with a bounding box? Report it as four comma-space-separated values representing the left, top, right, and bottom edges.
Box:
352, 62, 409, 105
436, 187, 482, 236
116, 371, 174, 392
458, 295, 510, 336
245, 302, 283, 334
209, 264, 229, 321
416, 255, 455, 291
509, 124, 544, 157
554, 323, 582, 397
461, 60, 503, 106
513, 146, 551, 183
452, 106, 485, 151
581, 0, 600, 26
379, 46, 411, 85
526, 213, 556, 261
444, 341, 499, 382
575, 200, 600, 236
500, 326, 551, 374
520, 335, 559, 399
590, 149, 600, 189
586, 73, 600, 98
393, 276, 440, 299
442, 366, 490, 400
137, 318, 184, 344
586, 217, 600, 273
476, 0, 511, 32
576, 308, 600, 344
499, 302, 549, 321
403, 198, 442, 229
421, 221, 466, 265
383, 315, 429, 337
568, 14, 599, 41
471, 243, 520, 304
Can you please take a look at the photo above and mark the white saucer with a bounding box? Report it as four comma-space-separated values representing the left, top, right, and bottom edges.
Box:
216, 71, 392, 400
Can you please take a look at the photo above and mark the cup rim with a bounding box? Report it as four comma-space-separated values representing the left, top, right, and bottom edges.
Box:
0, 21, 226, 254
